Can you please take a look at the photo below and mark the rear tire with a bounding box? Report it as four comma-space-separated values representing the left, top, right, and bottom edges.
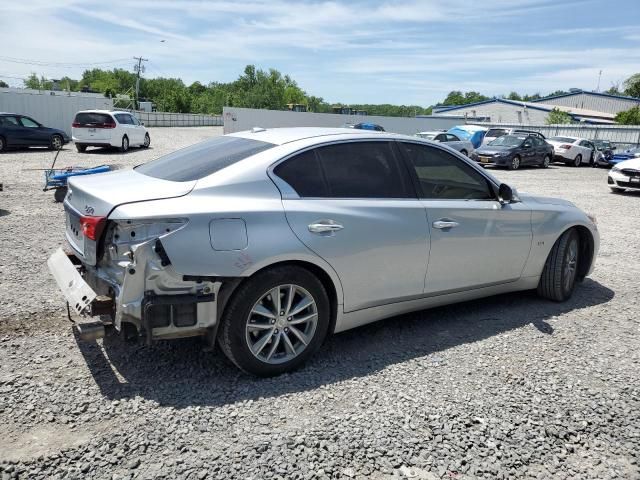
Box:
75, 144, 87, 153
54, 187, 68, 203
572, 154, 582, 167
537, 229, 580, 302
218, 265, 330, 376
120, 135, 129, 153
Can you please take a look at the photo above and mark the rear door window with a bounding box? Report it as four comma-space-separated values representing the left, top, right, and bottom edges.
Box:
274, 141, 413, 199
136, 136, 275, 182
114, 113, 132, 124
0, 116, 19, 126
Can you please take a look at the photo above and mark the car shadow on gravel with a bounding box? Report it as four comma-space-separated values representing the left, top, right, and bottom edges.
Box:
76, 278, 614, 408
0, 209, 9, 217
81, 147, 150, 155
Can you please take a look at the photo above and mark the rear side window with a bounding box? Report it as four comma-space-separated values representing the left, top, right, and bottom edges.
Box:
136, 136, 275, 182
0, 116, 19, 126
400, 142, 494, 200
74, 112, 113, 126
273, 150, 327, 197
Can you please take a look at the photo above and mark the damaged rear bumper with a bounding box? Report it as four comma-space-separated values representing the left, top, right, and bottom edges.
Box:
47, 244, 220, 343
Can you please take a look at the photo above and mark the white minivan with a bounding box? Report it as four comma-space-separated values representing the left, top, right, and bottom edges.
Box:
72, 110, 150, 153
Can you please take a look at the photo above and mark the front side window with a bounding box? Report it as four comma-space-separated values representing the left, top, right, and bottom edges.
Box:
20, 117, 40, 128
128, 114, 140, 125
136, 136, 275, 182
399, 142, 494, 200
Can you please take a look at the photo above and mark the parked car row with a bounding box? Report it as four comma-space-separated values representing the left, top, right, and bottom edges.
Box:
0, 110, 150, 154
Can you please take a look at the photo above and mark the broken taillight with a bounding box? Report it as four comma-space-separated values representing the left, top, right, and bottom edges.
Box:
80, 215, 107, 241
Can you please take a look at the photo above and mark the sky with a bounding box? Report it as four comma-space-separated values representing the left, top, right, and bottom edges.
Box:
1, 0, 640, 106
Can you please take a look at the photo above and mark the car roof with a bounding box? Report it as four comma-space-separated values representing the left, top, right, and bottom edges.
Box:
75, 110, 120, 114
230, 127, 393, 146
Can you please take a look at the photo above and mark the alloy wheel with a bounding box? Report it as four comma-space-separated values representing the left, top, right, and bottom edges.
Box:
511, 156, 520, 170
52, 135, 62, 150
543, 155, 550, 168
574, 155, 582, 167
563, 238, 578, 291
245, 284, 318, 365
144, 134, 150, 147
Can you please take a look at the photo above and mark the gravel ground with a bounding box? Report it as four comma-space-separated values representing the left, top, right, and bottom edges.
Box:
1, 129, 639, 480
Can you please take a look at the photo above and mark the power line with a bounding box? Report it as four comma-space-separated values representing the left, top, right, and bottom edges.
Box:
0, 55, 131, 68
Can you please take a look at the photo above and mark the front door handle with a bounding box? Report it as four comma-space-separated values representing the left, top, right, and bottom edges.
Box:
433, 220, 459, 229
308, 220, 344, 234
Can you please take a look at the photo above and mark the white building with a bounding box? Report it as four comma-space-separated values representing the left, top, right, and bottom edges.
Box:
434, 98, 616, 125
533, 90, 640, 115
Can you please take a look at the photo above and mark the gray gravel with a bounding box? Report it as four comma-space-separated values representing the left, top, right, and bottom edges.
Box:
1, 130, 639, 479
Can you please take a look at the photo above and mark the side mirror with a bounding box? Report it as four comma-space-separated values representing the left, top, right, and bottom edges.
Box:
498, 183, 513, 204
523, 143, 531, 149
141, 122, 145, 126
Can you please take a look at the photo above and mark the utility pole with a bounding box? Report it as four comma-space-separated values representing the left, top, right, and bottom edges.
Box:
596, 69, 602, 92
133, 56, 148, 110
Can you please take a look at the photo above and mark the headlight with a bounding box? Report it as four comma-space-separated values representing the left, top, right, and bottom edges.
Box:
611, 165, 620, 173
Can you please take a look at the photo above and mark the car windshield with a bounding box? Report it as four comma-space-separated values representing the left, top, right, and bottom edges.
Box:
548, 136, 576, 143
135, 136, 275, 182
416, 133, 437, 140
488, 135, 525, 147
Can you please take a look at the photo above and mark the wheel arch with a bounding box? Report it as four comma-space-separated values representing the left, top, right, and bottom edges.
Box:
219, 259, 342, 337
572, 225, 595, 280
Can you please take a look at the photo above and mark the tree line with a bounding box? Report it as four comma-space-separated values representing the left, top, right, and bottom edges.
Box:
20, 66, 640, 123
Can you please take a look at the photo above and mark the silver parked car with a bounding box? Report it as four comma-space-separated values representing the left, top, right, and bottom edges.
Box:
415, 131, 474, 156
48, 127, 599, 376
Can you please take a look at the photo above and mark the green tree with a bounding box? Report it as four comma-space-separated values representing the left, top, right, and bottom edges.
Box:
545, 108, 573, 124
615, 106, 640, 125
623, 73, 640, 98
507, 91, 522, 101
439, 90, 489, 106
24, 73, 52, 90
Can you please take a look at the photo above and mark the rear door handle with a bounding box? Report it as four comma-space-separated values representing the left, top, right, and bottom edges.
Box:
432, 220, 459, 229
308, 220, 344, 234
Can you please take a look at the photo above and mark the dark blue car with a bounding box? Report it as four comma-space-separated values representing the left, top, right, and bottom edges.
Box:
0, 113, 70, 152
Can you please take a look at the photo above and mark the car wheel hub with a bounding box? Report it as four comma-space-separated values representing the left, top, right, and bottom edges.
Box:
246, 284, 318, 364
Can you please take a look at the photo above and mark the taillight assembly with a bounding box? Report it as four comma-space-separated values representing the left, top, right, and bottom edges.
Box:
80, 216, 107, 241
559, 144, 572, 149
103, 122, 116, 129
72, 122, 80, 128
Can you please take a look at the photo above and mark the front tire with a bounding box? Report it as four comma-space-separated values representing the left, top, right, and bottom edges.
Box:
508, 155, 521, 170
50, 134, 63, 151
460, 149, 468, 157
218, 266, 330, 376
541, 155, 551, 168
537, 229, 580, 302
142, 133, 150, 148
120, 135, 129, 153
610, 187, 625, 193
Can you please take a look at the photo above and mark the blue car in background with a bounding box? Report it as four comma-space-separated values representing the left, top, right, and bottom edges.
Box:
0, 113, 70, 152
604, 147, 640, 167
352, 122, 385, 131
447, 125, 488, 149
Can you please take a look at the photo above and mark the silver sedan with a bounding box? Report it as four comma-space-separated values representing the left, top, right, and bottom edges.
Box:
49, 128, 599, 376
415, 131, 474, 156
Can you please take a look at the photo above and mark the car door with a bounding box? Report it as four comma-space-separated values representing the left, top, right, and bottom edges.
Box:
533, 137, 547, 163
275, 140, 430, 312
0, 116, 22, 146
520, 136, 537, 165
20, 116, 50, 145
397, 141, 532, 294
127, 114, 145, 145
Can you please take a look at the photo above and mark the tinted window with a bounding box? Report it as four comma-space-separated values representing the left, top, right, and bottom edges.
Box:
0, 116, 19, 126
273, 149, 327, 197
316, 142, 411, 198
20, 117, 40, 128
74, 112, 113, 126
434, 134, 447, 142
400, 143, 493, 200
533, 137, 545, 147
486, 128, 507, 138
115, 113, 131, 124
446, 134, 460, 141
136, 136, 275, 182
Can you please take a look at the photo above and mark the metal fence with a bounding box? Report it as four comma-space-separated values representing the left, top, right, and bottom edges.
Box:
129, 110, 223, 127
479, 123, 640, 147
